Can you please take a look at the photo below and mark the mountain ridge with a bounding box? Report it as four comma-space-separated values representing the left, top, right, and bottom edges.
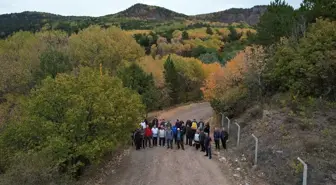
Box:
0, 3, 268, 38
0, 3, 267, 22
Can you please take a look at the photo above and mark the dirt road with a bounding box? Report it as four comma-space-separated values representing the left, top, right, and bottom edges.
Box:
105, 102, 233, 185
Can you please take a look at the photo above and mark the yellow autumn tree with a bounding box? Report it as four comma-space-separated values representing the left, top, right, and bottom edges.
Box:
137, 56, 165, 87
166, 54, 206, 82
69, 26, 145, 73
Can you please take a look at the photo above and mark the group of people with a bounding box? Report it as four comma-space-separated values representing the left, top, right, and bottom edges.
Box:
131, 117, 229, 159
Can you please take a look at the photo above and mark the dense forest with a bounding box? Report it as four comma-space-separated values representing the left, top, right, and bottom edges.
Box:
0, 0, 335, 184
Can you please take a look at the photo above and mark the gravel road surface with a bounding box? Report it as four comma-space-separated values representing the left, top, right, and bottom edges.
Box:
105, 102, 233, 185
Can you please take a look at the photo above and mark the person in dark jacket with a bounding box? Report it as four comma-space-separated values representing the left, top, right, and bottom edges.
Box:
176, 128, 185, 150
152, 116, 159, 128
186, 119, 192, 127
214, 128, 221, 150
180, 121, 186, 143
198, 119, 205, 130
199, 130, 206, 152
181, 121, 186, 133
204, 133, 212, 159
175, 119, 181, 129
160, 119, 166, 128
140, 128, 145, 149
204, 122, 210, 134
186, 125, 193, 146
134, 129, 142, 150
221, 127, 229, 150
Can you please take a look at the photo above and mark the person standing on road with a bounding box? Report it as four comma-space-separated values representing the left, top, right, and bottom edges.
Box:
159, 127, 165, 147
198, 119, 205, 130
199, 130, 206, 152
134, 129, 142, 150
140, 128, 145, 149
186, 119, 192, 127
175, 119, 181, 129
191, 119, 198, 140
160, 119, 166, 128
186, 125, 193, 146
204, 133, 212, 159
191, 119, 198, 130
180, 121, 186, 143
140, 120, 146, 130
221, 127, 229, 150
176, 128, 185, 150
194, 129, 200, 150
204, 122, 210, 134
152, 116, 159, 128
214, 128, 221, 150
166, 126, 174, 149
152, 125, 159, 147
172, 124, 177, 144
144, 125, 152, 148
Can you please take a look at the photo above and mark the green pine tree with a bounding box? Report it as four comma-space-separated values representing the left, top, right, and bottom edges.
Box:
182, 30, 189, 40
206, 27, 213, 35
117, 63, 160, 112
255, 0, 296, 46
163, 55, 180, 105
228, 26, 242, 42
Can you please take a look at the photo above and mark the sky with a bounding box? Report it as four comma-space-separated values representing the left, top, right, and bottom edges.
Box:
0, 0, 303, 16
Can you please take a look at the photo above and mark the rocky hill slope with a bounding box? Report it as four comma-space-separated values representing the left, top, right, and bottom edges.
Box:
109, 3, 188, 20
194, 5, 267, 25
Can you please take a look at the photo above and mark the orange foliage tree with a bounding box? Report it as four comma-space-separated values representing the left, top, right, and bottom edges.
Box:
201, 52, 247, 101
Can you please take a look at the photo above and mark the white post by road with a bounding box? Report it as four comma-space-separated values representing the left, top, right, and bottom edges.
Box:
226, 116, 230, 134
297, 157, 307, 185
234, 121, 240, 147
252, 134, 258, 166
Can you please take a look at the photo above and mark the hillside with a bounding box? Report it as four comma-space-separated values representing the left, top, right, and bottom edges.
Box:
108, 3, 188, 20
194, 5, 268, 25
0, 3, 266, 38
0, 11, 99, 38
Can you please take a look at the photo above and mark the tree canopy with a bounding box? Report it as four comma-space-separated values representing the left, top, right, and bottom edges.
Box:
0, 67, 145, 184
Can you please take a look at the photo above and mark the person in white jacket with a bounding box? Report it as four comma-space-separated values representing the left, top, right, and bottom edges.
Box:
152, 125, 159, 146
140, 121, 146, 129
194, 129, 200, 150
158, 127, 166, 147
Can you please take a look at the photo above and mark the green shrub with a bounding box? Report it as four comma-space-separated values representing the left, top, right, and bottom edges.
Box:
0, 151, 72, 185
211, 86, 249, 117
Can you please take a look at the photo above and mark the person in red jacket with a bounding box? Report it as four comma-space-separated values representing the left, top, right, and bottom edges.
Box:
144, 124, 153, 148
